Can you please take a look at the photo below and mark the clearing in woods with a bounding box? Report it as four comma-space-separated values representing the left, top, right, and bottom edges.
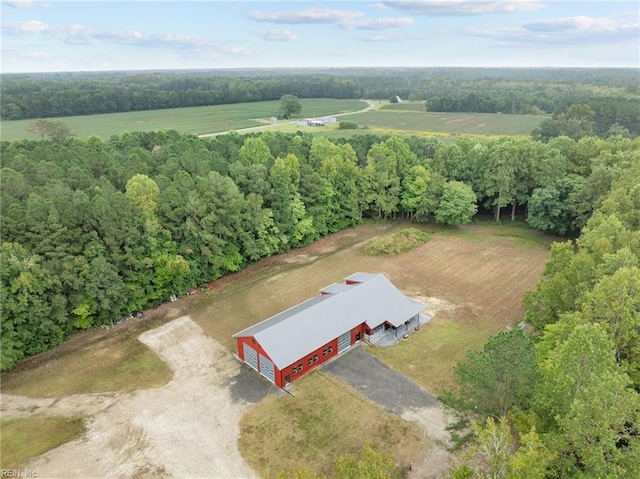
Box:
1, 221, 553, 477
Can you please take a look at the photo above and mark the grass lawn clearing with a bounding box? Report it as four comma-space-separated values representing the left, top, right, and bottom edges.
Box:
341, 110, 546, 136
0, 415, 85, 470
239, 371, 428, 478
185, 222, 552, 396
363, 227, 431, 256
0, 99, 365, 140
1, 335, 172, 397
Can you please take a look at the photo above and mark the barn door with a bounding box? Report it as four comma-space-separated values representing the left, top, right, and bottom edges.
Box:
243, 343, 259, 371
259, 354, 275, 383
338, 331, 351, 353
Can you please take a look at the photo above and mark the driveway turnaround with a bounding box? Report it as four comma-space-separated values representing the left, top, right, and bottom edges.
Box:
324, 346, 440, 413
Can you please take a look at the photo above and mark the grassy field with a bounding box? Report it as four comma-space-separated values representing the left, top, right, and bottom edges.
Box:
1, 221, 552, 473
259, 101, 545, 138
0, 98, 366, 141
182, 221, 552, 395
342, 110, 546, 136
239, 371, 427, 478
1, 334, 172, 397
0, 415, 85, 470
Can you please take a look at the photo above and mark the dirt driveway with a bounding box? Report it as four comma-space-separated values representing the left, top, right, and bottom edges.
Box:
1, 317, 271, 479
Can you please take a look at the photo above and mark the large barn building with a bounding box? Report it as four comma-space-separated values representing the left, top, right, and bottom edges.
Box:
232, 272, 426, 388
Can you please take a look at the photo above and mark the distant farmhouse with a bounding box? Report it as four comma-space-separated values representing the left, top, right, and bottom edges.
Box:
297, 116, 338, 127
232, 273, 427, 388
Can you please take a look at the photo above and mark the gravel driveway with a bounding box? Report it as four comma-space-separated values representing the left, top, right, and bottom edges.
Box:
324, 346, 440, 413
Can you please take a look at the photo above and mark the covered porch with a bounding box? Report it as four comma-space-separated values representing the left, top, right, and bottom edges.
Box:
366, 313, 431, 347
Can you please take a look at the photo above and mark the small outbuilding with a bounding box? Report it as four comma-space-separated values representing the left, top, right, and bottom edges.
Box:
232, 273, 426, 388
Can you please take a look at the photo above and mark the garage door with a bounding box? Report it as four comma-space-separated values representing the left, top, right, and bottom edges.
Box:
259, 354, 275, 383
338, 331, 351, 353
243, 343, 258, 371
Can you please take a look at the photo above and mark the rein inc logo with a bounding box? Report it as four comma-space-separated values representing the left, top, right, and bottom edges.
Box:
2, 471, 37, 478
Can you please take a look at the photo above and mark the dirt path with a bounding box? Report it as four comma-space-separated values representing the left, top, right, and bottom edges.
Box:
5, 317, 257, 479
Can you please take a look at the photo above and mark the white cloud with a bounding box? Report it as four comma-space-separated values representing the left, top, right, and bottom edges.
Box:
465, 15, 640, 45
2, 0, 48, 8
359, 31, 428, 41
2, 20, 52, 34
1, 20, 235, 51
254, 28, 298, 41
248, 7, 413, 31
248, 8, 364, 25
382, 0, 545, 16
342, 17, 414, 30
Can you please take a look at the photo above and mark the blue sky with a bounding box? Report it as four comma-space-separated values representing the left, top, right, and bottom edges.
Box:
1, 1, 638, 72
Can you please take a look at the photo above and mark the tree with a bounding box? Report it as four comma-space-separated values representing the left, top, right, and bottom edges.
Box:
581, 267, 640, 385
526, 175, 585, 235
435, 181, 477, 225
334, 445, 400, 479
535, 323, 640, 477
278, 94, 302, 119
447, 329, 537, 418
401, 165, 438, 221
27, 119, 72, 140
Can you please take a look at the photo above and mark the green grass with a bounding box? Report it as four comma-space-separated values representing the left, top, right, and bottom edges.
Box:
380, 102, 428, 112
0, 99, 366, 140
363, 228, 431, 256
340, 110, 546, 136
0, 415, 85, 469
1, 336, 172, 397
239, 371, 427, 479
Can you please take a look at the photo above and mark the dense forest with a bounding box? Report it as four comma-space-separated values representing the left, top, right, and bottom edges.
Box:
444, 155, 640, 478
2, 129, 639, 373
2, 68, 638, 138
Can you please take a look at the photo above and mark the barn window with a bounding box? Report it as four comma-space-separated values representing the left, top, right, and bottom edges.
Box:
328, 346, 333, 353
323, 349, 327, 356
313, 355, 318, 362
292, 369, 297, 375
308, 358, 313, 366
298, 365, 303, 372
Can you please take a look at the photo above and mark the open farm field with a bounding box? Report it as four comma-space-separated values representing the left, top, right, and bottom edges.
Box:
0, 98, 366, 141
342, 110, 546, 136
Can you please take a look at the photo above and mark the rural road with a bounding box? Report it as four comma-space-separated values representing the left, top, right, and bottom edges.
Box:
199, 99, 375, 138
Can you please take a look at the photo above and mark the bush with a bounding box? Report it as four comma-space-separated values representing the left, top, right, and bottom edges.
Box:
363, 228, 430, 256
338, 120, 359, 130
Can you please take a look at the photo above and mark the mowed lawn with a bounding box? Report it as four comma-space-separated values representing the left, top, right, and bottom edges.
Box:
186, 222, 553, 395
0, 98, 366, 141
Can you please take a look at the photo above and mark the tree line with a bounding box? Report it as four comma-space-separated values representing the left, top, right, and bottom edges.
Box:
443, 152, 640, 475
2, 131, 639, 372
3, 68, 638, 136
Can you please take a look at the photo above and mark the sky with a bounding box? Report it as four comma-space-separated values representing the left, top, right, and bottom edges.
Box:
1, 0, 639, 73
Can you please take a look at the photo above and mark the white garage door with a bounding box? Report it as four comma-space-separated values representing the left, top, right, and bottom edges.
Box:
338, 331, 351, 353
243, 343, 258, 371
259, 354, 275, 383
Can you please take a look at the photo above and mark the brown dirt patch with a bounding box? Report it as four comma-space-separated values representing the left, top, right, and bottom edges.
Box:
2, 317, 258, 479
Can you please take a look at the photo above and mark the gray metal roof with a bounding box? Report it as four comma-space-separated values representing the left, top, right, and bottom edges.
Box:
319, 283, 355, 294
233, 273, 426, 369
345, 272, 380, 283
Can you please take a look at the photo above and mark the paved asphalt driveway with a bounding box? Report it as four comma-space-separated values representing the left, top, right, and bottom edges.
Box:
324, 346, 440, 414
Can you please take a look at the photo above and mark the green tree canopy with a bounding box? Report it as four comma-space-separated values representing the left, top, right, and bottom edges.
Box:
278, 94, 302, 119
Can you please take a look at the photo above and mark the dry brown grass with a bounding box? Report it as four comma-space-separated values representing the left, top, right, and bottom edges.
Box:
239, 371, 428, 479
0, 415, 85, 469
1, 335, 173, 398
